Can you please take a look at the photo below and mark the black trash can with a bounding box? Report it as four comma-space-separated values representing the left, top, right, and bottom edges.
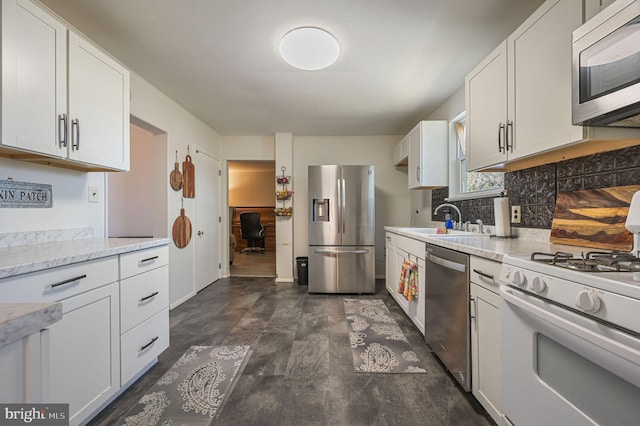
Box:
296, 256, 308, 285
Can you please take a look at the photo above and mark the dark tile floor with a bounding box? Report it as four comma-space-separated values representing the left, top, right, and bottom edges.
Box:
89, 278, 494, 426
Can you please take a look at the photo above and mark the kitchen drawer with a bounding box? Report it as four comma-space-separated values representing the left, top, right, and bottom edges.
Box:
120, 265, 169, 334
395, 234, 425, 258
0, 257, 118, 303
120, 308, 169, 385
385, 232, 397, 247
470, 256, 501, 293
120, 245, 169, 280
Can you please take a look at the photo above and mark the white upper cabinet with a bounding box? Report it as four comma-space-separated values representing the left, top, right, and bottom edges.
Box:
1, 0, 130, 171
465, 0, 636, 172
1, 0, 67, 158
67, 32, 130, 170
465, 41, 508, 170
407, 120, 448, 189
392, 136, 408, 166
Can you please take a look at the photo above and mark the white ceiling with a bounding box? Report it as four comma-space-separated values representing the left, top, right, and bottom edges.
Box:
39, 0, 545, 136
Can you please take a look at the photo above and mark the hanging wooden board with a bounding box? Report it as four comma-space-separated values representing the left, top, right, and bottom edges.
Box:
172, 208, 192, 248
170, 151, 183, 191
170, 161, 183, 191
550, 185, 640, 251
182, 154, 195, 198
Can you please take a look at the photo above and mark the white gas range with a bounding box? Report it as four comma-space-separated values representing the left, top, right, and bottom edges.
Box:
498, 192, 640, 426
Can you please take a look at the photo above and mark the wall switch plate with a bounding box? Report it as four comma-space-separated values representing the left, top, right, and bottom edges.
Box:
511, 205, 521, 224
88, 186, 99, 203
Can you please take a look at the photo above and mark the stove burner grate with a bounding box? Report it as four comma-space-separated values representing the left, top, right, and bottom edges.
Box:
530, 251, 640, 273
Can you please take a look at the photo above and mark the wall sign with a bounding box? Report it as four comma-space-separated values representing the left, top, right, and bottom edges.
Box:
0, 180, 52, 208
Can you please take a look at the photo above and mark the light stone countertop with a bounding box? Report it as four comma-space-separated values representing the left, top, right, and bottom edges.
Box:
0, 302, 62, 347
384, 226, 589, 261
0, 237, 172, 280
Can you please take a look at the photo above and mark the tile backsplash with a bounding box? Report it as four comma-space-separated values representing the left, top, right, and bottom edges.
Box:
432, 144, 640, 229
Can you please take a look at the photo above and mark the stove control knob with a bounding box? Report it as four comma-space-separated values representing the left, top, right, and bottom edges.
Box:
576, 290, 601, 313
512, 270, 526, 286
531, 276, 546, 293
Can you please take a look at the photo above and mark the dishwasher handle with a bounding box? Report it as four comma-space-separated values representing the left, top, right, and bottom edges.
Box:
426, 252, 466, 273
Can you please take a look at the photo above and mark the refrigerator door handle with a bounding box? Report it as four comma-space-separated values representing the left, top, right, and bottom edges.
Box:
336, 178, 342, 234
314, 248, 370, 255
341, 178, 346, 234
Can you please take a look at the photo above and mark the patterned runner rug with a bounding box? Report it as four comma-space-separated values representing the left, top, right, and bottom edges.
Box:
344, 299, 426, 373
118, 345, 250, 425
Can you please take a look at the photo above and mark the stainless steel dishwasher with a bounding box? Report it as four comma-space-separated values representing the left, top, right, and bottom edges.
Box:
425, 243, 470, 391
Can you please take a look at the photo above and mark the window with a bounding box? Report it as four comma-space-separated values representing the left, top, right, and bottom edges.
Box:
447, 112, 504, 200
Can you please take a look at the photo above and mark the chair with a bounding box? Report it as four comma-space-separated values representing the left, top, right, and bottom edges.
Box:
239, 212, 265, 254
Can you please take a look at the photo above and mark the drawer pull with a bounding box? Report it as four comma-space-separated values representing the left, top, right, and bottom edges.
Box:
473, 269, 494, 280
140, 291, 159, 303
139, 256, 159, 265
50, 274, 87, 288
140, 336, 159, 352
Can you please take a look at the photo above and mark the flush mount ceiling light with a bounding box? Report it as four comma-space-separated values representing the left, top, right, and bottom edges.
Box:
279, 27, 340, 70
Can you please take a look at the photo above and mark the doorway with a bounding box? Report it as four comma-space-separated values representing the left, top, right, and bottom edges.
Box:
228, 160, 276, 277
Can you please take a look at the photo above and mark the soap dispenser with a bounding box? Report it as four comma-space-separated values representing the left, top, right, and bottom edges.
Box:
444, 209, 453, 229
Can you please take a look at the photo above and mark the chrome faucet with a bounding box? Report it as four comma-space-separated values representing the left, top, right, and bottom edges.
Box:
476, 219, 484, 234
434, 203, 462, 228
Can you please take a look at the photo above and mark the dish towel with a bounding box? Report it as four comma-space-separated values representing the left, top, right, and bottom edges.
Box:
398, 259, 418, 301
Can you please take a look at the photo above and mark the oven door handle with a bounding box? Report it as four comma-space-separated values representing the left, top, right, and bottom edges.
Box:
501, 287, 640, 366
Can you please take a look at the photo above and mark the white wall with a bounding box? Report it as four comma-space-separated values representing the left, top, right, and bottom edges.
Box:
292, 135, 406, 278
229, 169, 275, 206
130, 73, 222, 308
411, 85, 465, 226
108, 124, 155, 237
0, 158, 106, 236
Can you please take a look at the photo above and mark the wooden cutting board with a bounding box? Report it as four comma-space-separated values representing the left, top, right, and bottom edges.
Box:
182, 154, 195, 198
550, 185, 640, 251
170, 160, 183, 191
172, 208, 192, 248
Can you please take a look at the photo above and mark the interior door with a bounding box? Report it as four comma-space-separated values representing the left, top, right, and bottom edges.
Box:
195, 150, 220, 292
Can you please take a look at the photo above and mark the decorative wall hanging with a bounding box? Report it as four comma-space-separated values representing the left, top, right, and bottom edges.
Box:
170, 150, 183, 191
0, 179, 52, 208
172, 198, 192, 248
182, 145, 195, 198
275, 166, 292, 217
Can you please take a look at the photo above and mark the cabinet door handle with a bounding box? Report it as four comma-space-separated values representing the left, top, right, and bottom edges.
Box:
506, 120, 513, 152
50, 274, 87, 289
416, 165, 420, 183
139, 256, 159, 265
473, 268, 494, 280
498, 123, 505, 153
58, 114, 68, 147
71, 119, 80, 151
140, 336, 159, 352
140, 291, 159, 303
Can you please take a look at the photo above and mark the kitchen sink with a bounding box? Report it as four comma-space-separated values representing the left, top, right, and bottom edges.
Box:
394, 227, 487, 237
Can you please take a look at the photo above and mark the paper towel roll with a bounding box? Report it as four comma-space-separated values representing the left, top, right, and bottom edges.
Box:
494, 197, 510, 237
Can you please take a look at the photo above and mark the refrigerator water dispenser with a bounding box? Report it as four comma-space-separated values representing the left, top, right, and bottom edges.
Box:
313, 199, 329, 222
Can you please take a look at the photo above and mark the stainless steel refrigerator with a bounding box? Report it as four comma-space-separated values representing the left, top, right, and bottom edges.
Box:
308, 165, 375, 294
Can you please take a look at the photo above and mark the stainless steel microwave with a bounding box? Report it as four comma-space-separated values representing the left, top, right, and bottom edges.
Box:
572, 0, 640, 127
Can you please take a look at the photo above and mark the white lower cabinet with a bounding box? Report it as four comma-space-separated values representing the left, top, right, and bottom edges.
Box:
119, 246, 170, 385
0, 244, 170, 425
385, 235, 396, 294
385, 232, 426, 334
0, 332, 45, 403
47, 283, 120, 425
121, 308, 169, 385
470, 256, 502, 425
